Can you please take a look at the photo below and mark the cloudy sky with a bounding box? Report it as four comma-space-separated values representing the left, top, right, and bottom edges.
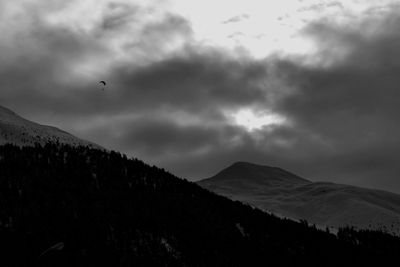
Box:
2, 0, 400, 192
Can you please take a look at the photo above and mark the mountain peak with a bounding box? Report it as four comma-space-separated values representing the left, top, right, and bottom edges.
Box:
0, 105, 101, 148
201, 161, 310, 185
199, 161, 400, 234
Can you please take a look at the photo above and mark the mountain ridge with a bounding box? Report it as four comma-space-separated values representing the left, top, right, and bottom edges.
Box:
201, 161, 310, 185
0, 105, 101, 149
1, 142, 400, 266
198, 162, 400, 235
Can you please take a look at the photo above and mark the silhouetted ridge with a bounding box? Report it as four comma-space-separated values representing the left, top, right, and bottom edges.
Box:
1, 144, 400, 266
203, 161, 310, 185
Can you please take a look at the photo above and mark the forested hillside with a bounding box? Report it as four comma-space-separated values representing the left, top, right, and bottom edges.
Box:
0, 143, 399, 266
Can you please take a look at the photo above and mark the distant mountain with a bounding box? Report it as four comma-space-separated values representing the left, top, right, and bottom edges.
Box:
198, 162, 400, 234
200, 161, 310, 185
0, 105, 100, 148
1, 144, 400, 266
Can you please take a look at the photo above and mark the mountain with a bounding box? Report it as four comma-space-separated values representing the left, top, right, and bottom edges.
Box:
198, 162, 400, 234
0, 105, 100, 148
200, 161, 310, 186
1, 144, 400, 266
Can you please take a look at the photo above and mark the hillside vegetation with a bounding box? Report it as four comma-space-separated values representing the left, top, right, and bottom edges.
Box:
0, 144, 399, 266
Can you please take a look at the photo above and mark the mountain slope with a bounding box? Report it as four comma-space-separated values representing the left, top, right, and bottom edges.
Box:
1, 144, 400, 266
0, 105, 100, 148
198, 162, 400, 234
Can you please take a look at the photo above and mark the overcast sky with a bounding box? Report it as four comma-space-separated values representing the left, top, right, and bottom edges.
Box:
2, 0, 400, 193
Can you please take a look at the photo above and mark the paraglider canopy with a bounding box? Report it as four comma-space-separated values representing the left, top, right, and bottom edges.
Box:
99, 81, 106, 86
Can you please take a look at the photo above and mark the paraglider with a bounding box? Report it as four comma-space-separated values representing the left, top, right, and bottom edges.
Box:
99, 81, 106, 91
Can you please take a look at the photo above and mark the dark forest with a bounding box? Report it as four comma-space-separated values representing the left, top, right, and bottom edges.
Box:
0, 143, 399, 266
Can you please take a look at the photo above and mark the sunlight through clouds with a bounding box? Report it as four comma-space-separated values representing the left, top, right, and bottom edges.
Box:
232, 108, 287, 131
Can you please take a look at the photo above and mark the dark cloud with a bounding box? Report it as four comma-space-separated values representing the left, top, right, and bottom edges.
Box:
110, 50, 270, 113
116, 8, 400, 193
267, 10, 400, 191
0, 2, 198, 117
97, 2, 141, 32
141, 14, 193, 39
120, 13, 194, 58
2, 1, 400, 193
